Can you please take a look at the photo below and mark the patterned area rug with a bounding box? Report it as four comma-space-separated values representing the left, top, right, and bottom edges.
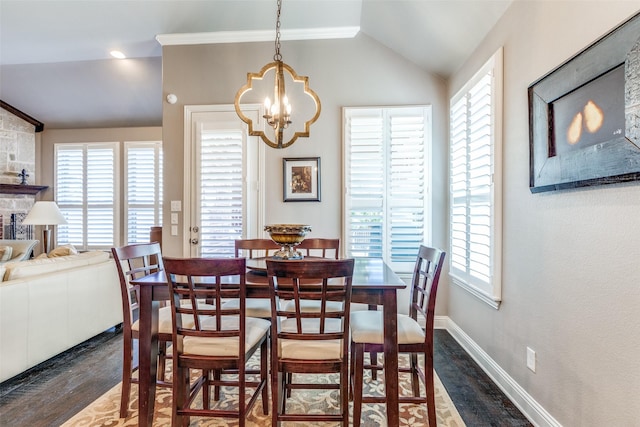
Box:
63, 354, 465, 426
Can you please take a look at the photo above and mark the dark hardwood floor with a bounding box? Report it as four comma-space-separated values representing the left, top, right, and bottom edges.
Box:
0, 328, 531, 426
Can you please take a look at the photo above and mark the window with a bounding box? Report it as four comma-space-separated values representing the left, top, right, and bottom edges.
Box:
125, 141, 163, 244
55, 143, 119, 251
343, 106, 432, 273
449, 47, 503, 308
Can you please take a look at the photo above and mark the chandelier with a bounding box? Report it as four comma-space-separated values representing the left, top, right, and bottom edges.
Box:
234, 0, 321, 149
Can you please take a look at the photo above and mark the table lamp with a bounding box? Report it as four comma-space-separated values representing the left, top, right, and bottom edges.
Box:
22, 201, 68, 254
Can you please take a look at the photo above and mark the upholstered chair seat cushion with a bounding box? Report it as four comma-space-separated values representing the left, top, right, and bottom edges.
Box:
131, 302, 217, 335
278, 318, 344, 360
281, 299, 343, 313
182, 316, 270, 357
350, 311, 425, 345
222, 298, 273, 319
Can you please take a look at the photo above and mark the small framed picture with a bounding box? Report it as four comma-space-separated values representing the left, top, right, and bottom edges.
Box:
283, 157, 320, 202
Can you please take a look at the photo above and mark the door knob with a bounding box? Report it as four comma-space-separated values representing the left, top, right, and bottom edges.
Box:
190, 238, 199, 245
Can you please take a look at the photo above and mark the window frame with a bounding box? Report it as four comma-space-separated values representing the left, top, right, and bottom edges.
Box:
449, 47, 503, 308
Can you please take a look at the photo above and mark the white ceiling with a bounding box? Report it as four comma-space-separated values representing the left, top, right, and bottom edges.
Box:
0, 0, 513, 129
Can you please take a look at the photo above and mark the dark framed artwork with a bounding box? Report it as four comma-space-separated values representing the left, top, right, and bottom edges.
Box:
283, 157, 320, 202
528, 12, 640, 193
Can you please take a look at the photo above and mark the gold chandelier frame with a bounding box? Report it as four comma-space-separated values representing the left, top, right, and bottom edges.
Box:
234, 61, 321, 149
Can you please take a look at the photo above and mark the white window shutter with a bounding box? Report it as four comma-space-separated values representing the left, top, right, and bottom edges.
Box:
125, 142, 163, 244
55, 143, 118, 251
199, 130, 244, 257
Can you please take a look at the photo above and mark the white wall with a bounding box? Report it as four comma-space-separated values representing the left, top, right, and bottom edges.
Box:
448, 2, 640, 425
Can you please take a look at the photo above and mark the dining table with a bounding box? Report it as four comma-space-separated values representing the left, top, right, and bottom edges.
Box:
129, 256, 406, 427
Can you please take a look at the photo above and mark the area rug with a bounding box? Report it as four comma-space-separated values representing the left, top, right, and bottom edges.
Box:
62, 354, 464, 426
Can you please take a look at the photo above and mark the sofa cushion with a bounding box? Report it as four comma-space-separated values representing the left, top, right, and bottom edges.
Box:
3, 251, 110, 282
0, 246, 12, 262
48, 244, 79, 257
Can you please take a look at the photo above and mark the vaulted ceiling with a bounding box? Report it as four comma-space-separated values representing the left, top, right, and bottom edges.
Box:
0, 0, 512, 129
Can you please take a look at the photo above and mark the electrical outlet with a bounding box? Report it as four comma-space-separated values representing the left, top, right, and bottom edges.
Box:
526, 347, 536, 372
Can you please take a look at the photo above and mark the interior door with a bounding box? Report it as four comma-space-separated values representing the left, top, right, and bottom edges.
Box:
186, 106, 262, 258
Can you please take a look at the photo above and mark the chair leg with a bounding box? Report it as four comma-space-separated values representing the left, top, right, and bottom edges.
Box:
367, 304, 379, 381
370, 351, 378, 380
410, 352, 420, 397
271, 370, 283, 427
202, 370, 211, 409
238, 367, 246, 427
157, 341, 167, 382
119, 336, 133, 418
173, 364, 190, 427
352, 343, 365, 427
213, 369, 221, 401
261, 339, 269, 415
349, 340, 355, 400
425, 353, 436, 427
340, 356, 349, 426
286, 372, 293, 397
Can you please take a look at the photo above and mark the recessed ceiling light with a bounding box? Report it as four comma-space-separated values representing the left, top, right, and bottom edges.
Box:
110, 50, 126, 59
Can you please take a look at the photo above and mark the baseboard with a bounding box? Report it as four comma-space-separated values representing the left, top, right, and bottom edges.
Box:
436, 316, 562, 427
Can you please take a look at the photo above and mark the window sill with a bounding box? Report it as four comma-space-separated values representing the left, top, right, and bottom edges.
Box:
450, 274, 501, 309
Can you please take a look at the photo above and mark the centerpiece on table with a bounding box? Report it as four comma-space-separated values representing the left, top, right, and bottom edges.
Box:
264, 224, 311, 260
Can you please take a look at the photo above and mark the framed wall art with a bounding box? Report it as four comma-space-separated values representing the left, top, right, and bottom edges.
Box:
283, 157, 320, 202
528, 12, 640, 193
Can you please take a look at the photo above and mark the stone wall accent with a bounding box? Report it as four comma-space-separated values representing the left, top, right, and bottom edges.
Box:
0, 106, 37, 238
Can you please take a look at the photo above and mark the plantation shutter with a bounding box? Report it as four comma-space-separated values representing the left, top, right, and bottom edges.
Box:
345, 110, 385, 259
344, 106, 431, 273
125, 142, 163, 244
56, 143, 118, 250
389, 113, 428, 265
199, 129, 243, 256
449, 47, 502, 306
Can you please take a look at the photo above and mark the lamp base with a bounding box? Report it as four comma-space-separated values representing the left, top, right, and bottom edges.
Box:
42, 229, 52, 254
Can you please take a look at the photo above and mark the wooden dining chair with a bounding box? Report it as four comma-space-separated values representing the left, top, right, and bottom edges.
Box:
297, 238, 340, 259
111, 242, 173, 418
163, 256, 270, 427
349, 245, 446, 427
267, 258, 354, 426
281, 238, 341, 315
224, 238, 281, 318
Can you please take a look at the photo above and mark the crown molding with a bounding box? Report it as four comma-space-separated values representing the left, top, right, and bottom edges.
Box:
156, 26, 360, 46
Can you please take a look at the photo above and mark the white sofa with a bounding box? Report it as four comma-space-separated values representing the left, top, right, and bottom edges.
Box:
0, 250, 123, 382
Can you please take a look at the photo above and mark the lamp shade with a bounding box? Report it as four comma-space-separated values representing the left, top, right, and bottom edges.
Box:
22, 201, 67, 226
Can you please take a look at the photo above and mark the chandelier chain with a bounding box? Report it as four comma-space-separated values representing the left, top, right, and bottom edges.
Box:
273, 0, 283, 61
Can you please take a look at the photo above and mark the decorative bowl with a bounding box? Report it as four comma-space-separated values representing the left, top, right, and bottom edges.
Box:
264, 224, 312, 259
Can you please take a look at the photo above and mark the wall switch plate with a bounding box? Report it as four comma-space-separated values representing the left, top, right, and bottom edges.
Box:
171, 213, 179, 224
171, 200, 181, 212
527, 347, 536, 372
171, 225, 178, 236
